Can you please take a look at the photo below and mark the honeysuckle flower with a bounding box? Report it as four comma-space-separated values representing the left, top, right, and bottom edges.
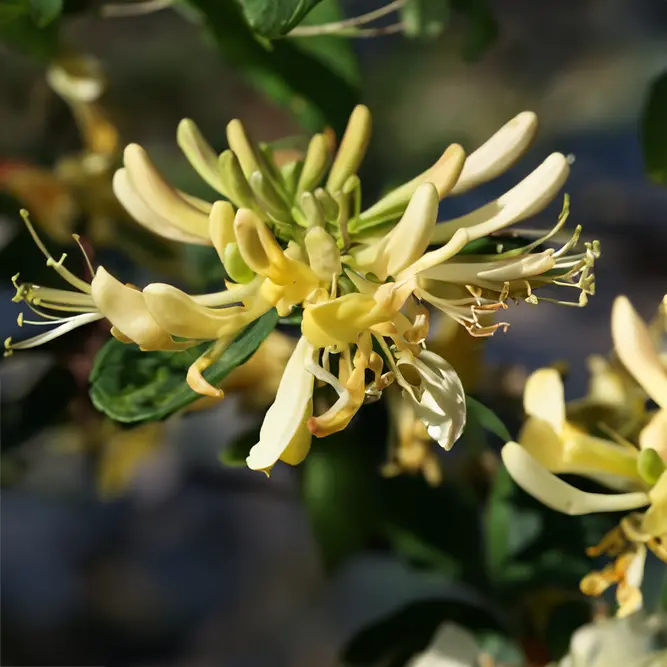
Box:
501, 295, 667, 615
553, 612, 667, 667
9, 105, 600, 473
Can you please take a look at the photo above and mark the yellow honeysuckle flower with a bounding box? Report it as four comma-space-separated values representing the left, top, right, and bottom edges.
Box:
501, 295, 667, 615
9, 106, 600, 474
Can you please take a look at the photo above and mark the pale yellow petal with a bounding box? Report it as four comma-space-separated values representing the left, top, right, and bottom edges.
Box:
450, 111, 539, 194
430, 152, 570, 245
612, 296, 667, 409
123, 143, 210, 238
91, 267, 186, 351
113, 169, 210, 245
246, 336, 314, 473
523, 368, 565, 430
642, 472, 667, 537
143, 283, 269, 340
639, 410, 667, 459
501, 442, 650, 515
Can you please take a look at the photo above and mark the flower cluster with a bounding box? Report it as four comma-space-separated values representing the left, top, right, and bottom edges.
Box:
502, 295, 667, 616
6, 106, 599, 474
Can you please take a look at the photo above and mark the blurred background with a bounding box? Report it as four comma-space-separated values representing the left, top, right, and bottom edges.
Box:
1, 1, 667, 665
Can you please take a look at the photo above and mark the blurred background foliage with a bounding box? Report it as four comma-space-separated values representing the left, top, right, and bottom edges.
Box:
1, 1, 667, 666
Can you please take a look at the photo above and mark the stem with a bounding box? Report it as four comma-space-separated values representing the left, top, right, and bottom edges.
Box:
102, 0, 173, 18
287, 0, 407, 37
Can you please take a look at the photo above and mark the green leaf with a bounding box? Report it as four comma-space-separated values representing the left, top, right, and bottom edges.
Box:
182, 0, 358, 133
485, 466, 542, 582
30, 0, 62, 26
465, 395, 512, 442
401, 0, 450, 39
451, 0, 497, 61
641, 69, 667, 186
89, 309, 279, 424
0, 0, 60, 59
234, 0, 325, 37
301, 423, 382, 571
290, 0, 360, 86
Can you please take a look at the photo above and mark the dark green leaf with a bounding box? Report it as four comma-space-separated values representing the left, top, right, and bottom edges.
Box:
182, 0, 359, 133
382, 522, 462, 576
466, 395, 512, 442
234, 0, 324, 37
30, 0, 62, 26
0, 0, 60, 59
401, 0, 450, 39
301, 423, 382, 571
451, 0, 497, 61
89, 309, 279, 424
290, 0, 360, 86
641, 69, 667, 186
485, 466, 542, 582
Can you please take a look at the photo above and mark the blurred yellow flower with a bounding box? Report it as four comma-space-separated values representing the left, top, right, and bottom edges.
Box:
502, 295, 667, 615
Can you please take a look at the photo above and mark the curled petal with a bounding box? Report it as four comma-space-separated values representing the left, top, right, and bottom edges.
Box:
430, 152, 570, 245
143, 283, 270, 340
450, 111, 538, 195
501, 442, 650, 515
246, 336, 314, 474
91, 267, 187, 351
397, 350, 467, 451
113, 169, 210, 245
123, 143, 210, 238
612, 296, 667, 409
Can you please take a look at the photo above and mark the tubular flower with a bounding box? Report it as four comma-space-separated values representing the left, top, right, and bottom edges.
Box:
9, 106, 599, 474
501, 295, 667, 615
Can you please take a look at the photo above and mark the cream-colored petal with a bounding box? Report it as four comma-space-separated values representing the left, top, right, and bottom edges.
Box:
612, 296, 667, 409
501, 442, 650, 515
639, 410, 667, 459
419, 251, 556, 285
246, 336, 314, 473
123, 143, 210, 238
523, 368, 565, 430
113, 169, 210, 245
397, 350, 467, 451
384, 182, 440, 277
642, 472, 667, 537
450, 111, 539, 195
177, 118, 226, 195
91, 267, 185, 351
208, 200, 236, 263
143, 283, 267, 340
353, 183, 439, 280
430, 152, 570, 245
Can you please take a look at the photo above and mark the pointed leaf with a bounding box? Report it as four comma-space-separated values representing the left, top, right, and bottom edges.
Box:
90, 309, 279, 424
